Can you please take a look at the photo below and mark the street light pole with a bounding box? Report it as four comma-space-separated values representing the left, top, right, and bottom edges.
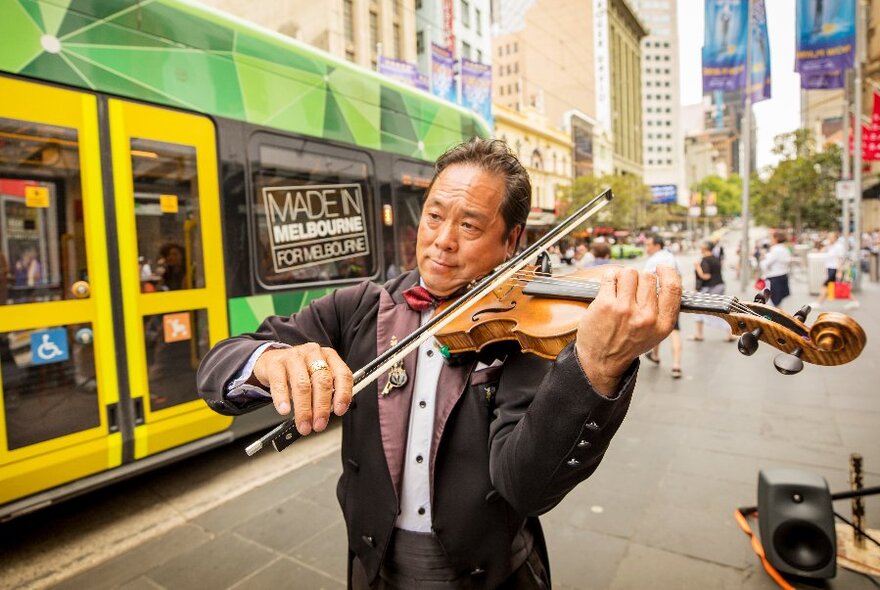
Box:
853, 0, 865, 292
739, 0, 754, 294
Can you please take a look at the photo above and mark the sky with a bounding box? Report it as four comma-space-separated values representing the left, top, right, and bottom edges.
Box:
678, 0, 802, 171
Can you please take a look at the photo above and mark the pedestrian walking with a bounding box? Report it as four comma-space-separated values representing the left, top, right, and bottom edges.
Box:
690, 241, 735, 342
642, 233, 683, 378
759, 231, 791, 307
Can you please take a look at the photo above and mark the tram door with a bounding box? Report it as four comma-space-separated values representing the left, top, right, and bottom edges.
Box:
0, 77, 122, 504
108, 99, 230, 459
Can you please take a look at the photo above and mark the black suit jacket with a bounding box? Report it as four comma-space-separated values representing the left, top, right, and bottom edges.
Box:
197, 270, 638, 588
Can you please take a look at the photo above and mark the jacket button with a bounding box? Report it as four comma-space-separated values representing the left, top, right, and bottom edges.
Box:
584, 420, 599, 431
577, 440, 591, 448
470, 567, 485, 576
485, 490, 501, 503
362, 535, 375, 547
347, 458, 360, 471
567, 458, 581, 466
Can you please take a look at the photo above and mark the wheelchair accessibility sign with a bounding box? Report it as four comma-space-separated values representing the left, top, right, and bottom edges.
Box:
31, 328, 70, 365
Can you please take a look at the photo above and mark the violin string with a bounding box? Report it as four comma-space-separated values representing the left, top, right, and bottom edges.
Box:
504, 271, 764, 319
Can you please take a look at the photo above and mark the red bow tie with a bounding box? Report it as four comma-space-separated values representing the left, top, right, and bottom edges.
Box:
403, 286, 438, 312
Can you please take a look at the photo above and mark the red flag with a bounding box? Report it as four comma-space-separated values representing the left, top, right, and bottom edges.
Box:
872, 91, 880, 127
848, 115, 880, 161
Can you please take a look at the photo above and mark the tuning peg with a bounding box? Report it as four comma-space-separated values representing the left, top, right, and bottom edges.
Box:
793, 305, 811, 323
773, 347, 804, 375
738, 327, 763, 356
754, 288, 771, 304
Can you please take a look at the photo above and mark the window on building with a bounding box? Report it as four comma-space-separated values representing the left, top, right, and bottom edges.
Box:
344, 0, 355, 46
393, 0, 401, 17
477, 49, 482, 63
369, 10, 378, 52
476, 8, 482, 35
416, 0, 422, 8
499, 86, 504, 96
513, 42, 518, 52
462, 41, 471, 59
417, 31, 424, 54
498, 46, 503, 57
393, 23, 402, 58
514, 62, 518, 73
346, 49, 355, 61
461, 0, 470, 27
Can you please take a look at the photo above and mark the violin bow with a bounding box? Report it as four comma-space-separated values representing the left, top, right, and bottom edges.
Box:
245, 189, 614, 455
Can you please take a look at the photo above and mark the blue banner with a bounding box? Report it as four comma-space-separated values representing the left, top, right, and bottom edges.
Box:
650, 184, 678, 204
747, 0, 771, 103
460, 58, 493, 127
795, 0, 854, 89
378, 56, 424, 90
702, 0, 749, 92
431, 43, 457, 103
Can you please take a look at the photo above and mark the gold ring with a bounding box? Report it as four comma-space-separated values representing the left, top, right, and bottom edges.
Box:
307, 359, 330, 375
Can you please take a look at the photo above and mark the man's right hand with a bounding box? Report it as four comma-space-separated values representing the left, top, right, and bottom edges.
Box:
252, 343, 353, 436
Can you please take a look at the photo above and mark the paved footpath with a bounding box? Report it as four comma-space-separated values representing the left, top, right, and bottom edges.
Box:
15, 257, 880, 589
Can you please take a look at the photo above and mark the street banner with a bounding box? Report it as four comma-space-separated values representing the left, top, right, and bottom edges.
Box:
705, 192, 718, 216
702, 0, 749, 93
747, 0, 771, 103
795, 0, 855, 89
846, 92, 880, 161
650, 184, 678, 204
460, 58, 493, 127
431, 43, 457, 103
689, 192, 702, 217
378, 56, 423, 90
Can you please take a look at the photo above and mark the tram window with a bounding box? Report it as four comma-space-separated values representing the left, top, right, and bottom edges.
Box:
1, 323, 99, 450
388, 160, 433, 278
251, 142, 377, 288
143, 309, 209, 411
0, 119, 85, 306
130, 139, 205, 293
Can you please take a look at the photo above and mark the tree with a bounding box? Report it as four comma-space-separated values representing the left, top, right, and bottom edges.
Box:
690, 173, 742, 217
751, 129, 841, 233
558, 173, 653, 230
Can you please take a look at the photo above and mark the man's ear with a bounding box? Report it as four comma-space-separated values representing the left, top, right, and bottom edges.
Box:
506, 224, 523, 259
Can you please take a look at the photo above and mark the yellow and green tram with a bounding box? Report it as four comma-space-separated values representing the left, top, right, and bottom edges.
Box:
0, 0, 488, 520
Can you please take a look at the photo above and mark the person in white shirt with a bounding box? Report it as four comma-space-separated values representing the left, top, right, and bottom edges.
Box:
814, 232, 859, 310
643, 233, 683, 378
759, 231, 791, 307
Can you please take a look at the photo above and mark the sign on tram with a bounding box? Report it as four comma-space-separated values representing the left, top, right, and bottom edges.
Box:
262, 183, 371, 273
31, 328, 69, 365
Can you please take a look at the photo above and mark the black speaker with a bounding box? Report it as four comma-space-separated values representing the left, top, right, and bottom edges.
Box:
758, 468, 836, 579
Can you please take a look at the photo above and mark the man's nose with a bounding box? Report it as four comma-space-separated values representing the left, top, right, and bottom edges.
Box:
434, 221, 458, 251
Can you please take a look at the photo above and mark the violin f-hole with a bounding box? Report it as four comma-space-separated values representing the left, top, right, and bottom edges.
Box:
472, 300, 517, 322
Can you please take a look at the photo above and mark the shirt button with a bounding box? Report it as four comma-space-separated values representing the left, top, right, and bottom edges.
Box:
427, 349, 434, 357
419, 400, 427, 409
416, 454, 424, 463
418, 507, 426, 515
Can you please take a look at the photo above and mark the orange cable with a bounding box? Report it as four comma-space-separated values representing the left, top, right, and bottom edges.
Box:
734, 509, 796, 590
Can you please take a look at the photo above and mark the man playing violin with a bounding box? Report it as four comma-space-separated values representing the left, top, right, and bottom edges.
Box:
198, 138, 682, 588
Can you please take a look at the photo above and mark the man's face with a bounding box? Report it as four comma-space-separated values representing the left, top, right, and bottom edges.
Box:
416, 165, 519, 297
645, 239, 659, 255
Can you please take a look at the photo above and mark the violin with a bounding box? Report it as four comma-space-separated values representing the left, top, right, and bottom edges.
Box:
435, 264, 866, 374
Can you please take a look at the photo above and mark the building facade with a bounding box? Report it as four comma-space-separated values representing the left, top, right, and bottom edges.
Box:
415, 0, 492, 82
603, 0, 647, 177
197, 0, 417, 70
491, 0, 596, 127
493, 104, 573, 225
629, 0, 685, 203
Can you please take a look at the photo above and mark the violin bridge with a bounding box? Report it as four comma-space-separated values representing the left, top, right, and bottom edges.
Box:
492, 283, 515, 301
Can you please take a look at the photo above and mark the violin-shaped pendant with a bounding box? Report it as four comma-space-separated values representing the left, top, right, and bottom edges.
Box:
381, 336, 408, 396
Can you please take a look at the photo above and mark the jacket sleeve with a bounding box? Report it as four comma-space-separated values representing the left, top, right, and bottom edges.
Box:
487, 343, 637, 516
197, 281, 373, 416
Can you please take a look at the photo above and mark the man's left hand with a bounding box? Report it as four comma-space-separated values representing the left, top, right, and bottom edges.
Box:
575, 266, 681, 396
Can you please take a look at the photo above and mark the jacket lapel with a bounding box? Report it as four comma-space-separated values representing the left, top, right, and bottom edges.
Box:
376, 274, 420, 498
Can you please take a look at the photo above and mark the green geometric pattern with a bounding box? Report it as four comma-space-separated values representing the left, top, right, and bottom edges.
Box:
228, 289, 333, 336
1, 0, 489, 161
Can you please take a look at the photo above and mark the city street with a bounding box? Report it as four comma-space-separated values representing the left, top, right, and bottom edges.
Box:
2, 241, 878, 590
